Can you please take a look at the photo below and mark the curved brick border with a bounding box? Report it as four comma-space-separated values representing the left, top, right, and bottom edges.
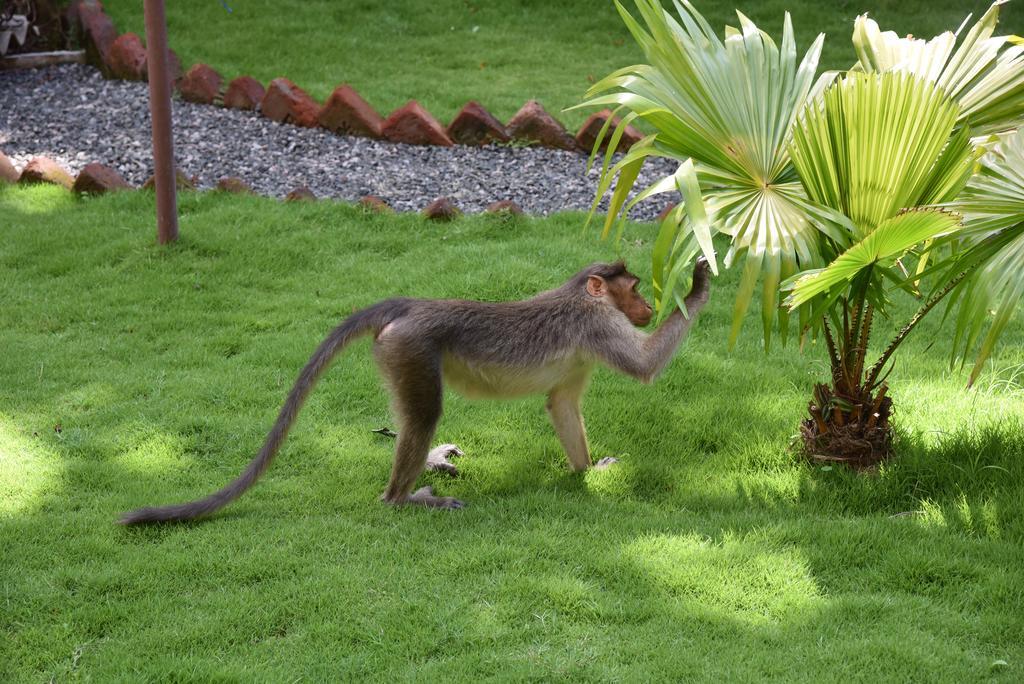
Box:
2, 0, 658, 219
68, 0, 636, 153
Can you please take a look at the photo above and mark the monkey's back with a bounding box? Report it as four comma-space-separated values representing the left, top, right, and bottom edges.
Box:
408, 293, 593, 365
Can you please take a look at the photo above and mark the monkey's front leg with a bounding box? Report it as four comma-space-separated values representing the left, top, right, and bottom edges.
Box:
546, 371, 612, 472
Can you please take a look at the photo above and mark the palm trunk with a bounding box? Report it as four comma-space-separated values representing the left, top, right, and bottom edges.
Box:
801, 295, 893, 468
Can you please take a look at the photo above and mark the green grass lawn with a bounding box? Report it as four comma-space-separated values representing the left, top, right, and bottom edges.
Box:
2, 185, 1023, 680
101, 0, 1024, 129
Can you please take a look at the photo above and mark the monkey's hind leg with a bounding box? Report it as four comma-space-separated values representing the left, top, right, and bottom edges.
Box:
378, 351, 464, 510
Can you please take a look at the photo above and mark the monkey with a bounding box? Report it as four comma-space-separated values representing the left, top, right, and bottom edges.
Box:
118, 257, 711, 524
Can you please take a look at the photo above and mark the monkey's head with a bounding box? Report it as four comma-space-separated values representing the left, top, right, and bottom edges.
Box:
584, 261, 654, 327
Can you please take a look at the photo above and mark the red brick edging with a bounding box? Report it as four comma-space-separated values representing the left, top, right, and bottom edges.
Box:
0, 0, 654, 218
69, 0, 642, 153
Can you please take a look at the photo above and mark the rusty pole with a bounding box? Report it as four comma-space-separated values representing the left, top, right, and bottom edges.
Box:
143, 0, 178, 243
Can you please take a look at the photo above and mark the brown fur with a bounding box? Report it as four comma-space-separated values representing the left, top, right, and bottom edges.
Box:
118, 259, 710, 524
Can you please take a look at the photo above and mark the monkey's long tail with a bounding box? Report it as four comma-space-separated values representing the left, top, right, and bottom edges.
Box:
118, 299, 410, 525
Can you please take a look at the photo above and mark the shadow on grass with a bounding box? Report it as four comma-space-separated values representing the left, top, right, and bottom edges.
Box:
4, 345, 1023, 529
4, 383, 1024, 680
4, 148, 1024, 680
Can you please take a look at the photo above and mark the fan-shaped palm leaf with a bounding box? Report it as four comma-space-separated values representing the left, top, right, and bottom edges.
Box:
575, 0, 839, 348
787, 209, 961, 308
940, 128, 1024, 385
786, 72, 973, 317
853, 0, 1024, 136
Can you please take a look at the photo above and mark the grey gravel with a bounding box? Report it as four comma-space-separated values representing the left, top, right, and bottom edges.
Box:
0, 64, 677, 217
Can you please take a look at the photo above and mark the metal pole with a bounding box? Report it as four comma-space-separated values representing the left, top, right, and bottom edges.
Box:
143, 0, 178, 244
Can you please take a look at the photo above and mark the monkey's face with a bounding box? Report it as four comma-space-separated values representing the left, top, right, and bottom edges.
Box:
610, 274, 654, 327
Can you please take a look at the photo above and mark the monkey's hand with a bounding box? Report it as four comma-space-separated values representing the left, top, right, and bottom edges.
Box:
685, 256, 712, 308
425, 443, 464, 476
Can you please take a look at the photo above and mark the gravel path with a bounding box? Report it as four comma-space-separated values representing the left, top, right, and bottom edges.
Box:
0, 64, 676, 217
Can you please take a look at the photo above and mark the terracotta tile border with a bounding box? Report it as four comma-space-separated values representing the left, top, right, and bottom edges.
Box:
68, 0, 637, 153
0, 0, 649, 217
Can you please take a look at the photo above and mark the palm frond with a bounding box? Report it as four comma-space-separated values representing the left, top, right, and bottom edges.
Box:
853, 1, 1024, 136
941, 128, 1024, 385
787, 209, 962, 308
789, 72, 963, 237
576, 0, 835, 348
782, 73, 983, 329
785, 71, 974, 321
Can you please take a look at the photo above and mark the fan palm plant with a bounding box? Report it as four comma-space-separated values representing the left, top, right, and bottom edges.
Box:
580, 0, 1024, 465
783, 71, 974, 464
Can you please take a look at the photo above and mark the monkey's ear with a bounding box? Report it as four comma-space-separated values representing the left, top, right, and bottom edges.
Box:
586, 275, 608, 297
